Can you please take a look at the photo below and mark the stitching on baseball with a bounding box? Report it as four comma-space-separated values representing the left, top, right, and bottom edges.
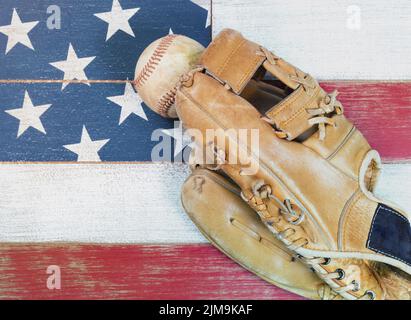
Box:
134, 34, 178, 89
156, 86, 177, 117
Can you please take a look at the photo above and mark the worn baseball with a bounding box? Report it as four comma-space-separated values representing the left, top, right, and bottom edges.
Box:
134, 34, 204, 118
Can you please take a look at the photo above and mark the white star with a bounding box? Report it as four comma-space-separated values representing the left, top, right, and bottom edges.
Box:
191, 0, 211, 28
5, 91, 51, 138
0, 9, 39, 54
50, 43, 96, 90
162, 121, 192, 157
94, 0, 140, 41
107, 82, 147, 125
63, 126, 109, 162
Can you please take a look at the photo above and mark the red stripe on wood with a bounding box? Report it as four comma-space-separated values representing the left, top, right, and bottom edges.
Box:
0, 244, 301, 300
320, 82, 411, 161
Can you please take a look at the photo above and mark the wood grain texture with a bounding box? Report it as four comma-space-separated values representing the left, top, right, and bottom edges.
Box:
0, 162, 409, 243
1, 82, 411, 161
212, 0, 411, 80
1, 0, 410, 301
0, 162, 199, 243
0, 0, 211, 80
321, 82, 411, 161
0, 243, 302, 300
0, 82, 173, 162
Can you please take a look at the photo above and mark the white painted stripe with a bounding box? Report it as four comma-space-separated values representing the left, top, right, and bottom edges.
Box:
374, 163, 411, 215
0, 163, 204, 243
0, 162, 409, 243
212, 0, 411, 80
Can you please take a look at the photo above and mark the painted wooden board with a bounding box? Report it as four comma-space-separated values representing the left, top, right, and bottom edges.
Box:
321, 82, 411, 161
1, 82, 411, 161
1, 0, 410, 301
0, 0, 211, 80
0, 244, 301, 300
212, 0, 411, 80
0, 162, 409, 243
0, 83, 173, 161
0, 163, 197, 243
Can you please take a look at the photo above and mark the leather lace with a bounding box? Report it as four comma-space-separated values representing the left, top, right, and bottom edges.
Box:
301, 256, 375, 300
289, 73, 317, 91
241, 181, 308, 252
257, 46, 280, 65
306, 90, 344, 140
242, 180, 376, 300
256, 48, 344, 142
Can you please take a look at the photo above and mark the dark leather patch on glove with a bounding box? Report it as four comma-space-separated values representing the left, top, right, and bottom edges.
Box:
367, 203, 411, 266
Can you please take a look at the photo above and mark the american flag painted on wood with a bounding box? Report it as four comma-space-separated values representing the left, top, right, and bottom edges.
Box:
0, 0, 410, 299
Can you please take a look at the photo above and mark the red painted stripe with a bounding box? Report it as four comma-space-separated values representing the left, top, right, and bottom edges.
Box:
320, 82, 411, 161
0, 244, 301, 300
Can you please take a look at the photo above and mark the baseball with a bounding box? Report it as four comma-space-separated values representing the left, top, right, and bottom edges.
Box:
134, 34, 205, 118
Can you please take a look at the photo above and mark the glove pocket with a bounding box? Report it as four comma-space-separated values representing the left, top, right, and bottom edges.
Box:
181, 169, 328, 299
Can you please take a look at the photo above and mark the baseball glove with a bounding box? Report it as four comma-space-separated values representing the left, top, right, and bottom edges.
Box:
175, 29, 411, 300
182, 166, 342, 300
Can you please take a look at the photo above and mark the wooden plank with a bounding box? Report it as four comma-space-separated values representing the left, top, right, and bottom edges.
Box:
1, 82, 411, 161
212, 0, 411, 80
0, 162, 409, 243
0, 243, 301, 300
0, 162, 198, 243
0, 82, 174, 162
321, 82, 411, 161
0, 0, 211, 80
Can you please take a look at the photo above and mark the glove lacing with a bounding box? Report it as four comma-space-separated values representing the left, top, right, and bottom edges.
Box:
306, 90, 344, 140
262, 89, 344, 141
257, 46, 344, 141
302, 256, 377, 300
240, 181, 308, 252
241, 180, 376, 300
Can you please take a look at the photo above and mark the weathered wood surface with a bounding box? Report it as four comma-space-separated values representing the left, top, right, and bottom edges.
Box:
0, 82, 173, 161
1, 82, 411, 161
0, 162, 409, 243
321, 82, 411, 161
0, 0, 211, 80
0, 243, 302, 300
212, 0, 411, 80
1, 0, 410, 300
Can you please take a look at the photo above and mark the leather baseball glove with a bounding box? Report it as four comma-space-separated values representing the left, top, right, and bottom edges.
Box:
182, 167, 342, 300
175, 29, 411, 300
